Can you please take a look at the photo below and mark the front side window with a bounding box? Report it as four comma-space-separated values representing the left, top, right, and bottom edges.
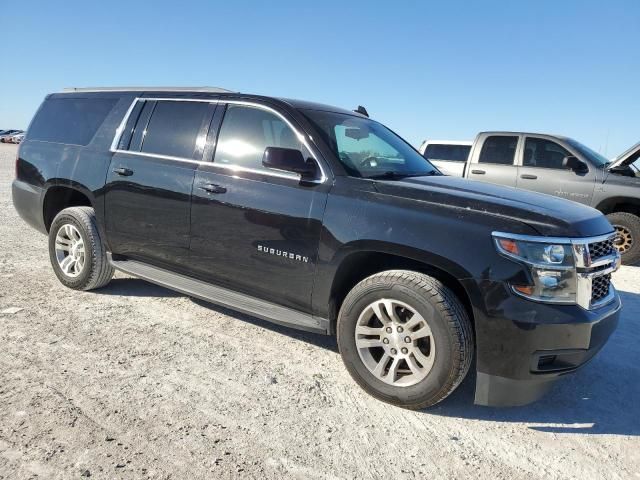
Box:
424, 144, 471, 162
566, 138, 609, 167
140, 101, 210, 159
523, 138, 572, 169
478, 136, 518, 165
302, 110, 438, 178
214, 105, 304, 171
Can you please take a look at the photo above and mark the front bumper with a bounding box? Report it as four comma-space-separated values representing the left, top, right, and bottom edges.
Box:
462, 278, 621, 407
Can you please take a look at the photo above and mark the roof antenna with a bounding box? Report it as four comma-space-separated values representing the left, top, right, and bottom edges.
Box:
354, 105, 369, 117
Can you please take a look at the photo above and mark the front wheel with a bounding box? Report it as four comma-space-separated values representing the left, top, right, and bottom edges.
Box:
337, 270, 473, 409
607, 212, 640, 265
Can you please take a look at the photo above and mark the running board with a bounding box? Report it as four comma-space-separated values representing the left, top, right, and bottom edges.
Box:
107, 254, 328, 334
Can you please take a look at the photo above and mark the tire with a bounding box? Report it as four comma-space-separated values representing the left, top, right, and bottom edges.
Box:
337, 270, 473, 409
607, 212, 640, 266
48, 206, 114, 290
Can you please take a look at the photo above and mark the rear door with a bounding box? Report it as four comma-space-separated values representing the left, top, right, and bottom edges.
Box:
104, 98, 215, 268
516, 135, 596, 205
467, 134, 520, 187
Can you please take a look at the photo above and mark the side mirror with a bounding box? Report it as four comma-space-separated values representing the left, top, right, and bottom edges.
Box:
562, 155, 588, 173
262, 147, 318, 180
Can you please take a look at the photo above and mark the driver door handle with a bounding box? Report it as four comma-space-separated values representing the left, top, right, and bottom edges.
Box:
113, 167, 134, 176
198, 183, 227, 194
471, 169, 486, 175
520, 174, 538, 180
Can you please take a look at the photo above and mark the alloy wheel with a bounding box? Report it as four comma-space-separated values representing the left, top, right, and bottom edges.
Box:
54, 224, 86, 278
355, 299, 436, 387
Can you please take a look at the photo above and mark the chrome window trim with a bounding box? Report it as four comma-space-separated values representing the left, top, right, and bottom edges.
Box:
109, 97, 328, 184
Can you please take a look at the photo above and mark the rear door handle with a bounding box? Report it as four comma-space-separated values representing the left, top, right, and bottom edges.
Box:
471, 169, 486, 175
520, 174, 538, 180
198, 183, 227, 194
113, 167, 134, 176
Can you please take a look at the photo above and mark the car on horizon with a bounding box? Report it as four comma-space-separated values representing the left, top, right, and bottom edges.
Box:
0, 130, 23, 142
8, 132, 25, 144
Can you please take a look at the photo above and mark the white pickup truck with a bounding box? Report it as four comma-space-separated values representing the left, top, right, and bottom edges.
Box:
419, 132, 640, 265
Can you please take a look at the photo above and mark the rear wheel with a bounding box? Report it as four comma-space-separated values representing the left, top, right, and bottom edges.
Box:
337, 270, 473, 409
607, 212, 640, 265
48, 207, 114, 290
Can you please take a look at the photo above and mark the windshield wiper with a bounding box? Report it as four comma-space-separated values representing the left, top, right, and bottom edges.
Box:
367, 171, 438, 180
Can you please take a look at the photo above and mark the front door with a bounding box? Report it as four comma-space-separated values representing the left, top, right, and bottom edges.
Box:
516, 136, 596, 205
189, 103, 329, 312
104, 98, 214, 267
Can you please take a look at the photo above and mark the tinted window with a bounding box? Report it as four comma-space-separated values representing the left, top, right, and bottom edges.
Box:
523, 138, 572, 169
140, 101, 210, 159
424, 144, 471, 162
478, 136, 518, 165
214, 105, 304, 171
28, 97, 116, 145
302, 109, 438, 178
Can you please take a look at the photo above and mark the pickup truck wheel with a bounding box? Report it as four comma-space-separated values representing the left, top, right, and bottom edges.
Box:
48, 207, 114, 290
607, 212, 640, 265
337, 270, 473, 409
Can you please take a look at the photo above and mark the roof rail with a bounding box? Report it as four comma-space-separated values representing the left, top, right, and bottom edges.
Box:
61, 86, 233, 93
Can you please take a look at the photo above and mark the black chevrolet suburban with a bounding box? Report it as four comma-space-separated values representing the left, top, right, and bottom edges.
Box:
12, 87, 622, 408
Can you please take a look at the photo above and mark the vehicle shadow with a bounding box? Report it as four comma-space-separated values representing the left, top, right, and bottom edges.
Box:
189, 297, 339, 353
431, 288, 640, 436
97, 277, 338, 352
98, 277, 183, 297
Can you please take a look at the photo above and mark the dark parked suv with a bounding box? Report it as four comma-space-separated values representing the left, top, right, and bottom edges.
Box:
12, 87, 622, 408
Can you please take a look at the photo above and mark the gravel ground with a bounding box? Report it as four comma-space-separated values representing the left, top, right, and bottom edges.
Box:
1, 143, 639, 479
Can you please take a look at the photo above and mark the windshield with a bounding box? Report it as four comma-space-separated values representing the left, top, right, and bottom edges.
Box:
565, 138, 610, 167
302, 110, 439, 178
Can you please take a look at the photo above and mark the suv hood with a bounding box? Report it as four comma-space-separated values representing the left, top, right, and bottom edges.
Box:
374, 175, 613, 238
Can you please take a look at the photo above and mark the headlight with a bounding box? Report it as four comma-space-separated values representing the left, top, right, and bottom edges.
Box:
493, 233, 577, 304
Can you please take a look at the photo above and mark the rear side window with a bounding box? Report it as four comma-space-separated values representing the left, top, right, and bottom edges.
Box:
424, 144, 471, 162
139, 101, 211, 159
28, 97, 116, 145
478, 136, 518, 165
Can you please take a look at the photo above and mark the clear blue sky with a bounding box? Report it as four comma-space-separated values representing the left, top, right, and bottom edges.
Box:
1, 0, 638, 156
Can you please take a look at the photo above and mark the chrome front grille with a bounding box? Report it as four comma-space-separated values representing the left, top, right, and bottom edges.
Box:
588, 238, 615, 260
591, 274, 612, 303
573, 233, 620, 309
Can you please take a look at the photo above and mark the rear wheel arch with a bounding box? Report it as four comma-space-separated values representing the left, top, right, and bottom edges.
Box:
327, 248, 475, 335
43, 185, 93, 232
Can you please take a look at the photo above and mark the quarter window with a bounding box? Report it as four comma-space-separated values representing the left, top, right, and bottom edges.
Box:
214, 105, 304, 171
28, 97, 117, 146
139, 101, 210, 159
524, 138, 573, 169
478, 136, 518, 165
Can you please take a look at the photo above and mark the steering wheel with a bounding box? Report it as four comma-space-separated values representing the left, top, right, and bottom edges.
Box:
359, 156, 380, 168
